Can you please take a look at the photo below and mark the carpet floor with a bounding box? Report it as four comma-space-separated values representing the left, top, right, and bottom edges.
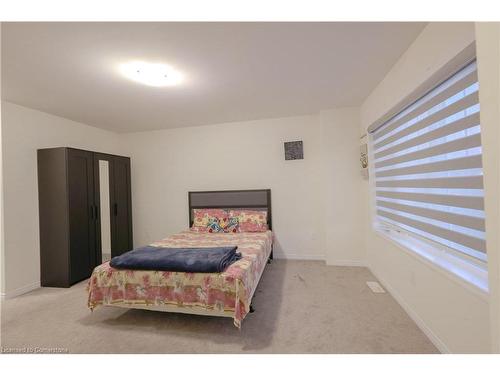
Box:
0, 260, 438, 353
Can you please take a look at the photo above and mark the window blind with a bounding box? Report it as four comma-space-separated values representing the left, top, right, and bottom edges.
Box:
371, 60, 486, 262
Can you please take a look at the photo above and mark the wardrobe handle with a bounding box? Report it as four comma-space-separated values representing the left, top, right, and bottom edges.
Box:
94, 205, 99, 221
114, 203, 118, 216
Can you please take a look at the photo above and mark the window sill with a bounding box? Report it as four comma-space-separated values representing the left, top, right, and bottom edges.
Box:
373, 226, 489, 299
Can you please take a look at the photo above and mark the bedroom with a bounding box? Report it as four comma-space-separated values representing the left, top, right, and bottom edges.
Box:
1, 1, 500, 372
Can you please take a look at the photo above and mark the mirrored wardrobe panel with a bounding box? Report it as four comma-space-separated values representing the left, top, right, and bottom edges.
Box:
98, 160, 112, 262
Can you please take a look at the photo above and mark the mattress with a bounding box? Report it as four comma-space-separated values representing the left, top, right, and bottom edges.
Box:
87, 230, 273, 327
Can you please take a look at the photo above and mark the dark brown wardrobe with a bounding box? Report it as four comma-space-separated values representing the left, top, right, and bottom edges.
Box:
37, 147, 133, 287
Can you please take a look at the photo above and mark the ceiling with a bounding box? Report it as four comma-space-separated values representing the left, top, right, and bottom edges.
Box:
1, 22, 426, 133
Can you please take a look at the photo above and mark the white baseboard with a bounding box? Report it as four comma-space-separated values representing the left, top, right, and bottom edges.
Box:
368, 266, 450, 354
327, 260, 365, 267
275, 253, 325, 261
1, 281, 40, 300
274, 255, 364, 264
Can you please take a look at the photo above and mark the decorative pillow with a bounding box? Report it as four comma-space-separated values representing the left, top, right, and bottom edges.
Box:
206, 216, 240, 233
191, 209, 228, 232
229, 209, 268, 232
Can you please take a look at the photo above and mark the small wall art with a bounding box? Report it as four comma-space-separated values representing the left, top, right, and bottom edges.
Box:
284, 141, 304, 160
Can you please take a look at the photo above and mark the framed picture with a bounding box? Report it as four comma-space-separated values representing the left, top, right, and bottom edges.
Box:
284, 141, 304, 160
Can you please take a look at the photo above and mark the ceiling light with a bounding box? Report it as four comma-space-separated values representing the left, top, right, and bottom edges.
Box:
119, 61, 184, 87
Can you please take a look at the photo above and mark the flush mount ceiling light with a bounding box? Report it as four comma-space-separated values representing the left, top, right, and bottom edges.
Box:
119, 61, 184, 87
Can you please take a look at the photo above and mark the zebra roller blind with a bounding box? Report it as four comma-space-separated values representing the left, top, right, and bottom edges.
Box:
371, 60, 486, 262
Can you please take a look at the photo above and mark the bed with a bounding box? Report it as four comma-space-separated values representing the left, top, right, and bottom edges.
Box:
87, 189, 273, 328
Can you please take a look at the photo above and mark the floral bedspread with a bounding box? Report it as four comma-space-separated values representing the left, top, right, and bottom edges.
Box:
87, 230, 273, 327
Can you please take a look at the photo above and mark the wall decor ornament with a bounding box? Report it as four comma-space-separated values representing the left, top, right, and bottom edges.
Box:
360, 134, 369, 179
284, 140, 304, 160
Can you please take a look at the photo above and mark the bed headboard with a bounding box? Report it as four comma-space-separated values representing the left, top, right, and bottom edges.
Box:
188, 189, 272, 230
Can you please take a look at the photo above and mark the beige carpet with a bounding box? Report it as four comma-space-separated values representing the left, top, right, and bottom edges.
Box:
1, 260, 438, 353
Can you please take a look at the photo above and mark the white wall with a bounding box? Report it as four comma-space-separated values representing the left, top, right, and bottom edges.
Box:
360, 22, 491, 353
475, 22, 500, 353
121, 111, 362, 263
320, 108, 364, 265
123, 115, 325, 260
1, 101, 123, 297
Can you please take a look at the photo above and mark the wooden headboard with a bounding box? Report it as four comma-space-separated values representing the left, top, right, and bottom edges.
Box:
188, 189, 272, 230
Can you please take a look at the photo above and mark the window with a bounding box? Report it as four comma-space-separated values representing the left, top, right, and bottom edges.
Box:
371, 60, 486, 264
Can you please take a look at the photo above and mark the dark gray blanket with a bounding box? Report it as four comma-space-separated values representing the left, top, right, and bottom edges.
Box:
109, 246, 242, 273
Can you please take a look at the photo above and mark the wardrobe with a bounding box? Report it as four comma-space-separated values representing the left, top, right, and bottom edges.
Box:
37, 147, 133, 287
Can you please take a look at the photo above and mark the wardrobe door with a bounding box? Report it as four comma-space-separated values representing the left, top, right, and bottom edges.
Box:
38, 148, 71, 287
67, 148, 96, 283
111, 156, 133, 257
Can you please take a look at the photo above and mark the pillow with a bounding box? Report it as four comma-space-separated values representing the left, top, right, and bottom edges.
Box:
191, 209, 240, 233
206, 216, 240, 233
191, 209, 228, 232
229, 209, 268, 232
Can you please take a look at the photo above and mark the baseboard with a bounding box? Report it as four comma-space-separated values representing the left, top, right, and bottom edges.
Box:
275, 253, 325, 261
327, 260, 365, 267
274, 255, 364, 264
368, 266, 450, 354
1, 281, 40, 300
